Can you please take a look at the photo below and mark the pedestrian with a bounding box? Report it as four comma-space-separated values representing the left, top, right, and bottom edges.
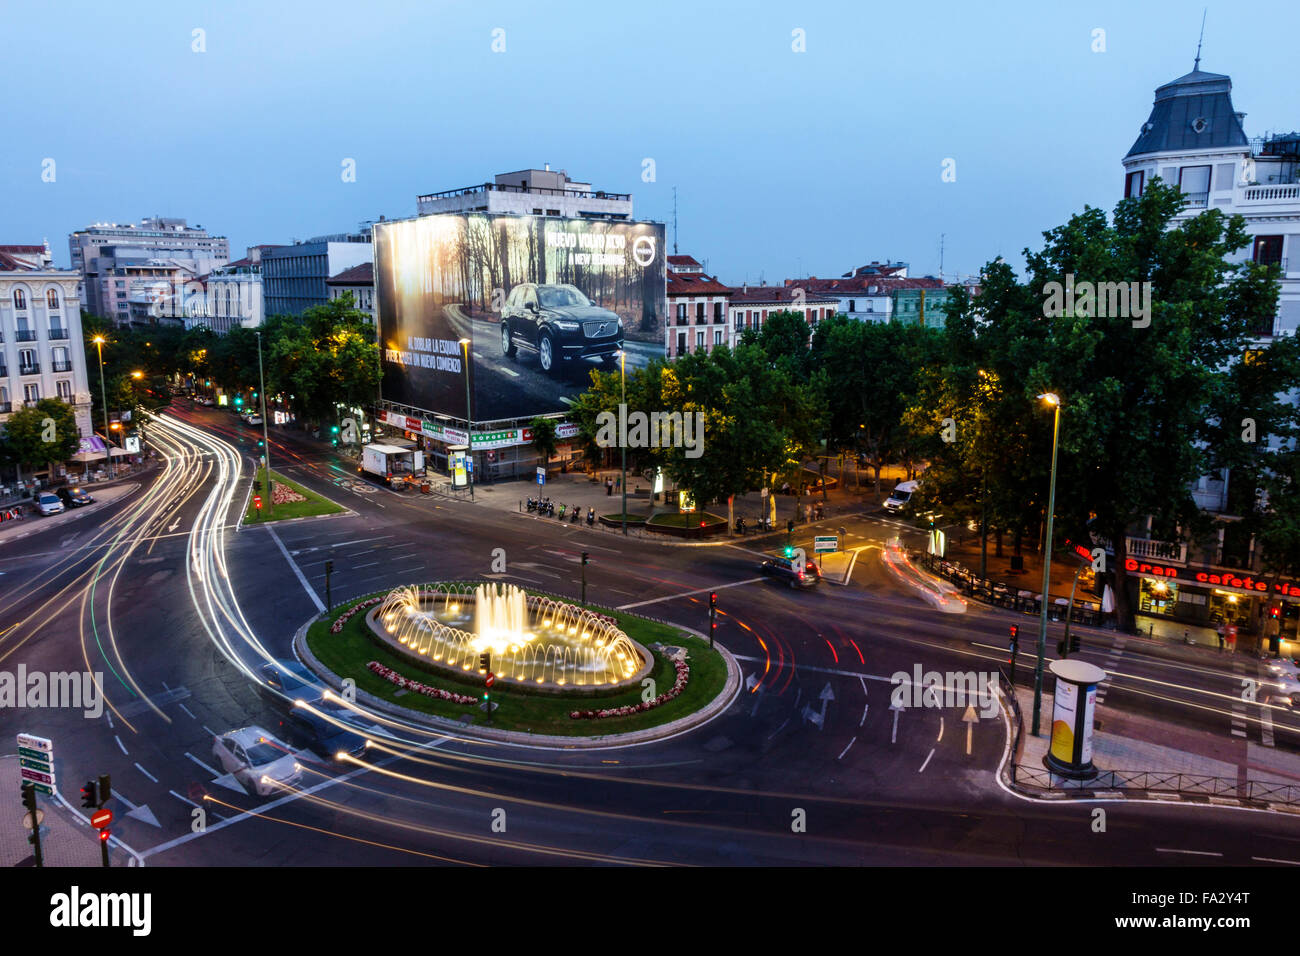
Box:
605, 476, 612, 496
616, 475, 622, 491
1216, 625, 1225, 653
1183, 629, 1192, 646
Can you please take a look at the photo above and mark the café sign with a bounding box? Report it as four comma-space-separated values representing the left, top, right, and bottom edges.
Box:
1124, 557, 1300, 598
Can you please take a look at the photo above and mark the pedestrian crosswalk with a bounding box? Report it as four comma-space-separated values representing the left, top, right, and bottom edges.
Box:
1095, 634, 1128, 705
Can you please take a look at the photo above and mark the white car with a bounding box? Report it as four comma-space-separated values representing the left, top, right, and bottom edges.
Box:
35, 493, 65, 516
243, 414, 263, 426
212, 726, 303, 796
1265, 657, 1300, 680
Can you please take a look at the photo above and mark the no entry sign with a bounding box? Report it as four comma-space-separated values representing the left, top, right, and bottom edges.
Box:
91, 808, 113, 829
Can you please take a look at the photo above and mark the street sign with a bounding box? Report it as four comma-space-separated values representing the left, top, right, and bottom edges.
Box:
536, 467, 545, 485
485, 673, 495, 688
25, 782, 55, 796
125, 435, 141, 454
814, 535, 838, 553
91, 808, 113, 829
16, 734, 54, 789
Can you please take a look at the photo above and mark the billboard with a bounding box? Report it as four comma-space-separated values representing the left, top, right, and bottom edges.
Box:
375, 213, 666, 424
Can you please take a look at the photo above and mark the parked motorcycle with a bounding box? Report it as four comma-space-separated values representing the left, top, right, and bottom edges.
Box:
526, 495, 538, 513
586, 507, 595, 526
558, 503, 568, 520
571, 505, 582, 523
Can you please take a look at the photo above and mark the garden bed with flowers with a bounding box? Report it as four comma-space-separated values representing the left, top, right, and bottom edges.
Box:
305, 583, 727, 736
244, 467, 346, 523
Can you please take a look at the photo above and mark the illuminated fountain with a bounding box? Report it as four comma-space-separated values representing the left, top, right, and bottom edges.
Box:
367, 583, 651, 693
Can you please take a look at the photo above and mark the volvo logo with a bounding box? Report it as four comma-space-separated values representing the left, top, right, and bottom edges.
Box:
596, 323, 608, 335
632, 236, 656, 268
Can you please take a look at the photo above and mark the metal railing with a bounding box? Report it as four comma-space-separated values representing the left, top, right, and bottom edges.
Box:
1243, 184, 1300, 202
1014, 765, 1300, 805
48, 328, 69, 340
419, 181, 631, 203
15, 329, 37, 342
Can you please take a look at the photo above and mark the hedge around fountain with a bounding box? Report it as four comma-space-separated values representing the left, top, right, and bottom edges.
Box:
304, 582, 729, 737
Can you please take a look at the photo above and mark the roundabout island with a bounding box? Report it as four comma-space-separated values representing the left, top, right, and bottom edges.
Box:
299, 581, 738, 744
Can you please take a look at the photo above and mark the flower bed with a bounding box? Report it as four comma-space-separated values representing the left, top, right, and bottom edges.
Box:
272, 481, 307, 504
366, 661, 479, 705
331, 596, 383, 634
570, 658, 689, 720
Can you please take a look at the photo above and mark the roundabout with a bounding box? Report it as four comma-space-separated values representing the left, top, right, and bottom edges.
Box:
298, 580, 739, 746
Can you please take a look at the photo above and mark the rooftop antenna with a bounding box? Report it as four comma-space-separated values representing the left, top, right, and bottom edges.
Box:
939, 233, 945, 280
1194, 8, 1206, 70
672, 186, 678, 255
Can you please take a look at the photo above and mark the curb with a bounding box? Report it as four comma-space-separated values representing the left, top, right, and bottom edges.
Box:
293, 610, 742, 751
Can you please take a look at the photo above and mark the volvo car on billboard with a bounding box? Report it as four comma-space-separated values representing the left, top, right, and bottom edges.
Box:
375, 213, 666, 423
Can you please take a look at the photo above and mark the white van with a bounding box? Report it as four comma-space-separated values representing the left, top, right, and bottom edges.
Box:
883, 480, 919, 513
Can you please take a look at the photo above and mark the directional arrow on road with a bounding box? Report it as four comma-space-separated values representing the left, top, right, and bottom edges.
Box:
801, 704, 824, 730
890, 702, 904, 744
963, 705, 979, 755
745, 672, 760, 692
168, 519, 181, 532
819, 682, 835, 702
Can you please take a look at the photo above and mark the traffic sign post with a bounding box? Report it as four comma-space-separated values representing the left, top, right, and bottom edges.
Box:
18, 735, 53, 868
814, 535, 838, 554
91, 808, 113, 829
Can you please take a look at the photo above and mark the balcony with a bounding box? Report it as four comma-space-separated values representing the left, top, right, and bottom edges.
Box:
18, 363, 40, 376
1097, 535, 1188, 564
52, 360, 73, 372
15, 329, 37, 342
0, 402, 11, 414
1243, 184, 1300, 202
1181, 191, 1209, 209
48, 327, 69, 340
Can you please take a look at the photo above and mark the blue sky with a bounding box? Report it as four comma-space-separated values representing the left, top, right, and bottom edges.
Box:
3, 0, 1297, 284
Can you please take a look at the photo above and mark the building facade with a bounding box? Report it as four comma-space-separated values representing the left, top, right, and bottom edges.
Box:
0, 247, 93, 452
69, 217, 229, 323
1110, 64, 1300, 644
262, 233, 373, 317
417, 166, 633, 220
727, 284, 840, 347
664, 256, 732, 358
325, 262, 375, 323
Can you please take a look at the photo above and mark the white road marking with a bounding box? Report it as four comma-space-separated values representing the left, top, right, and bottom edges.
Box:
1156, 848, 1223, 857
617, 577, 764, 610
134, 763, 158, 783
202, 725, 218, 738
918, 748, 935, 773
184, 752, 222, 778
177, 702, 196, 719
114, 735, 128, 755
766, 718, 790, 741
267, 524, 325, 612
169, 789, 201, 809
114, 790, 139, 811
860, 703, 869, 727
1252, 856, 1300, 865
837, 736, 856, 760
353, 562, 380, 570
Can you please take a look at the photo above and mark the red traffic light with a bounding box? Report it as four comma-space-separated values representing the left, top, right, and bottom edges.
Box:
1009, 625, 1019, 639
99, 828, 110, 842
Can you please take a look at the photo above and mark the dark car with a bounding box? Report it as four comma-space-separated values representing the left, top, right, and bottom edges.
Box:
278, 697, 371, 763
57, 486, 94, 508
259, 659, 318, 697
759, 556, 823, 589
500, 283, 623, 376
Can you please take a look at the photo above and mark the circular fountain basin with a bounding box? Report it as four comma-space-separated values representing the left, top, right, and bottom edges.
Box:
366, 584, 653, 696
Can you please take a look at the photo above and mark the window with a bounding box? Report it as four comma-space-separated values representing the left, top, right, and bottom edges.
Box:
24, 383, 39, 403
696, 331, 704, 348
713, 301, 723, 322
57, 380, 72, 400
676, 302, 686, 321
696, 302, 705, 322
13, 289, 26, 310
714, 329, 723, 345
848, 299, 856, 312
1253, 235, 1284, 268
1124, 170, 1144, 198
676, 332, 687, 355
46, 289, 59, 310
1178, 165, 1211, 205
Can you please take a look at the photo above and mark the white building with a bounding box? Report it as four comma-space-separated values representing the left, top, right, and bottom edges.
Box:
0, 245, 93, 446
727, 284, 840, 347
1121, 66, 1299, 339
417, 166, 633, 221
325, 262, 375, 323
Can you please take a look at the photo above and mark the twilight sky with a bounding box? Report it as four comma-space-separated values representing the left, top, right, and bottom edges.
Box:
3, 0, 1296, 284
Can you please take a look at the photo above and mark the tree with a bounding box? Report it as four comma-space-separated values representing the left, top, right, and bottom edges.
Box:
1, 399, 80, 480
529, 417, 559, 474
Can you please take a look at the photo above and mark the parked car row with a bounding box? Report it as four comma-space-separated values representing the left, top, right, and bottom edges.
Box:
33, 485, 95, 517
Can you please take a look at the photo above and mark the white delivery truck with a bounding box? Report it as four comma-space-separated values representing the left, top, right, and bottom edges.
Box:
883, 479, 919, 513
358, 443, 424, 489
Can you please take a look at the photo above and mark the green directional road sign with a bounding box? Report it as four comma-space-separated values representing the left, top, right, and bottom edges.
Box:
17, 734, 54, 791
814, 535, 839, 553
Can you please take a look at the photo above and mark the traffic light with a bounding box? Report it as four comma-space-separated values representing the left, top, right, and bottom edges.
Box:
99, 828, 110, 843
787, 519, 795, 535
234, 395, 243, 407
581, 551, 589, 566
330, 424, 340, 447
98, 773, 111, 804
1009, 624, 1019, 643
80, 780, 98, 809
325, 559, 334, 575
709, 592, 718, 611
783, 546, 795, 558
479, 652, 490, 673
21, 782, 37, 814
253, 494, 262, 511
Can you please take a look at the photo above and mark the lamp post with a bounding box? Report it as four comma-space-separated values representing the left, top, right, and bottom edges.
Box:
255, 331, 272, 515
619, 348, 627, 536
1031, 392, 1062, 737
459, 338, 473, 500
92, 336, 113, 477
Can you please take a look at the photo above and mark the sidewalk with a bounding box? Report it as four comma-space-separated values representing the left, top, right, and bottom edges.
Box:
0, 481, 140, 548
1, 759, 113, 867
443, 463, 911, 547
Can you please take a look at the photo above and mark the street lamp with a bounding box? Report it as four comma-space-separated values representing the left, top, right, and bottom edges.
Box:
618, 348, 627, 536
1031, 391, 1062, 737
255, 330, 272, 515
459, 338, 473, 501
92, 335, 113, 477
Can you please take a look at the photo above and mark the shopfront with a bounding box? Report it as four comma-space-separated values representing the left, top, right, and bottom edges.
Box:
378, 409, 580, 483
1125, 557, 1300, 644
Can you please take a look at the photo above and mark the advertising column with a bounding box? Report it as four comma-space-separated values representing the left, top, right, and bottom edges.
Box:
1045, 659, 1107, 779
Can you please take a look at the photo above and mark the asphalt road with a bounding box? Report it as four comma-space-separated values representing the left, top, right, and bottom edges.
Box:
3, 401, 1300, 867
